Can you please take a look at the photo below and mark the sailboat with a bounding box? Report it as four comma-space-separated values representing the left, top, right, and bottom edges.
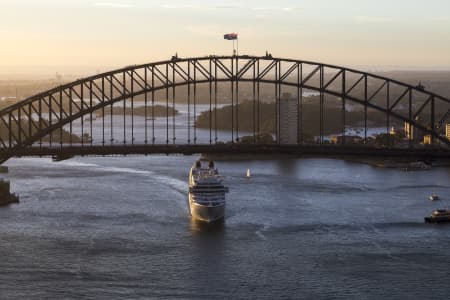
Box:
246, 168, 251, 178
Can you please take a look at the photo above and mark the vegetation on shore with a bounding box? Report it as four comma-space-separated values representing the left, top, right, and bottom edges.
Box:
195, 97, 393, 138
0, 120, 90, 144
96, 105, 178, 118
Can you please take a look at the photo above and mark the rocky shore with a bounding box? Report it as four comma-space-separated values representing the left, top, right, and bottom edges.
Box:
0, 179, 19, 207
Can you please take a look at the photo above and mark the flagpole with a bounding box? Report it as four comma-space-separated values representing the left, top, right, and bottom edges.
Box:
224, 33, 238, 56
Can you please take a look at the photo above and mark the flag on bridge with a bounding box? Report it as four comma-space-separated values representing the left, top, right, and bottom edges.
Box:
224, 33, 238, 40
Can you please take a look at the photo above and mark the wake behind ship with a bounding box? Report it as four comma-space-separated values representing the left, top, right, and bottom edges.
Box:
189, 160, 228, 223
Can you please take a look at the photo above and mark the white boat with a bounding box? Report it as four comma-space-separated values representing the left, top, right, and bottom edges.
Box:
429, 194, 440, 201
188, 160, 228, 223
246, 168, 251, 178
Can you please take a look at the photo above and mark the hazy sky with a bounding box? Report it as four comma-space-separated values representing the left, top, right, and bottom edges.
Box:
1, 0, 450, 74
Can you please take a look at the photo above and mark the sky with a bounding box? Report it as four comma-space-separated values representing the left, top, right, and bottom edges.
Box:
1, 0, 450, 75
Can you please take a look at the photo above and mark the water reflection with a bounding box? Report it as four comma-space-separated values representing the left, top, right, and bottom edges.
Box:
187, 218, 228, 298
190, 218, 226, 235
274, 157, 299, 175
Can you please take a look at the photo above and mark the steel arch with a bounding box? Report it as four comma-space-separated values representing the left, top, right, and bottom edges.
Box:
1, 55, 450, 159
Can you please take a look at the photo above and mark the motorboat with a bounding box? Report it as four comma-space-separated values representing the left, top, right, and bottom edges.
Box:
425, 209, 450, 223
429, 194, 440, 201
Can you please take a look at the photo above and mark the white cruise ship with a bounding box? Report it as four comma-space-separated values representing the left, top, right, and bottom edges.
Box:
188, 160, 228, 223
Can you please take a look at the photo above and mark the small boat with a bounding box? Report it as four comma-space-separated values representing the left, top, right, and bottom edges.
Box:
404, 161, 431, 171
429, 194, 440, 201
246, 168, 251, 178
425, 209, 450, 223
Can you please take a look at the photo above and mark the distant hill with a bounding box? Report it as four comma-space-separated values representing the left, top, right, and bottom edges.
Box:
195, 97, 393, 138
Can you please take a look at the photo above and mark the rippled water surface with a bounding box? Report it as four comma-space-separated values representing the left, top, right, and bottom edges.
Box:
1, 156, 450, 299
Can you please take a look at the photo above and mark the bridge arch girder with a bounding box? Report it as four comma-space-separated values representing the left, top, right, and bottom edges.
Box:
0, 55, 449, 158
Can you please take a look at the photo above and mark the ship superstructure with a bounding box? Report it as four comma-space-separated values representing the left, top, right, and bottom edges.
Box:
188, 161, 228, 222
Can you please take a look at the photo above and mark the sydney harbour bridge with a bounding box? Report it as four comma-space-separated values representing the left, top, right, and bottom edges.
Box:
1, 54, 450, 163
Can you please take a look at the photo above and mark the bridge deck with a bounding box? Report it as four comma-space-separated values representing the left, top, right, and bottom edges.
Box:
2, 145, 450, 161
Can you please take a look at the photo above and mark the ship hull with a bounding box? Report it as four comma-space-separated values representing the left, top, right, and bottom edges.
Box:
425, 216, 450, 223
189, 194, 225, 223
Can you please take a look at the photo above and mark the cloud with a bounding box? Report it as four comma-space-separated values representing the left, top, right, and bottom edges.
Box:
161, 4, 194, 9
355, 16, 395, 23
158, 3, 300, 12
160, 3, 242, 10
92, 2, 135, 8
430, 16, 449, 22
251, 6, 302, 12
211, 5, 242, 9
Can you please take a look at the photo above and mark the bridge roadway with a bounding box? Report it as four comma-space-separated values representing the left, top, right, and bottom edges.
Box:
2, 144, 450, 161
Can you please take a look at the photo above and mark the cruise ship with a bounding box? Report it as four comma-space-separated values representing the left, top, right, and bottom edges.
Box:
188, 160, 228, 223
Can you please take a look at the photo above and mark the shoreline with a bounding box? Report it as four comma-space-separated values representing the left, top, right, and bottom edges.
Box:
0, 196, 19, 207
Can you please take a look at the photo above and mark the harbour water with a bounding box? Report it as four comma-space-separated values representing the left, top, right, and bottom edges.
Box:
1, 156, 450, 299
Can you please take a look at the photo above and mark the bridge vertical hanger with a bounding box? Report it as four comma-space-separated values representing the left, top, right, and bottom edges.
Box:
8, 113, 12, 149
278, 60, 281, 145
256, 59, 260, 142
187, 60, 191, 144
274, 60, 278, 144
364, 74, 368, 144
90, 80, 93, 146
0, 116, 7, 148
209, 59, 212, 144
342, 70, 346, 145
231, 57, 234, 143
320, 65, 324, 144
19, 105, 28, 145
151, 66, 155, 144
131, 71, 135, 145
253, 59, 256, 143
193, 61, 197, 144
172, 63, 176, 144
38, 95, 43, 149
17, 103, 21, 147
298, 63, 302, 145
49, 94, 52, 147
123, 72, 126, 144
11, 110, 23, 147
144, 68, 148, 144
59, 89, 63, 149
409, 89, 413, 148
236, 55, 239, 142
102, 77, 105, 145
110, 75, 114, 145
431, 96, 435, 145
166, 64, 169, 144
81, 83, 84, 148
214, 59, 218, 144
386, 82, 390, 148
28, 104, 32, 149
69, 88, 73, 146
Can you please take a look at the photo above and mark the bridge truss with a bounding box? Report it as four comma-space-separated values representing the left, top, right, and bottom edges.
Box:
1, 55, 450, 161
